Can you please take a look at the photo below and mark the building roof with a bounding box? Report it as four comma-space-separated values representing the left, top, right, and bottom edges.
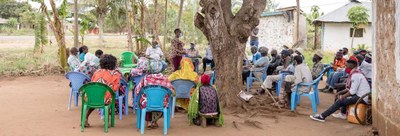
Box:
261, 6, 304, 17
314, 1, 372, 23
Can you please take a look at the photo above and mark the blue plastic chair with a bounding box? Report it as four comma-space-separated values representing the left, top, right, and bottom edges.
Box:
118, 78, 129, 119
130, 75, 145, 112
65, 72, 91, 110
275, 71, 294, 96
135, 85, 172, 135
290, 73, 324, 115
210, 71, 216, 85
171, 79, 196, 118
246, 64, 269, 92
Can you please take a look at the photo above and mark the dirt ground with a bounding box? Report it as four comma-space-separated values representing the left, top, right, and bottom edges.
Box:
0, 75, 371, 136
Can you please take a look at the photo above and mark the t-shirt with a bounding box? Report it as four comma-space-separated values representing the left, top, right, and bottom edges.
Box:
359, 61, 372, 79
252, 52, 261, 63
68, 55, 81, 72
349, 72, 371, 102
145, 47, 164, 60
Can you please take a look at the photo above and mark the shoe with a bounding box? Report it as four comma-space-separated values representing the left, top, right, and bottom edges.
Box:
310, 114, 325, 122
319, 86, 328, 92
323, 88, 334, 93
332, 113, 347, 120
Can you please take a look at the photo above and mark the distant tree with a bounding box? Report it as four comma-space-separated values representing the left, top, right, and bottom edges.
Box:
306, 5, 324, 50
347, 5, 369, 50
34, 14, 48, 53
0, 1, 32, 19
80, 18, 89, 45
5, 18, 18, 35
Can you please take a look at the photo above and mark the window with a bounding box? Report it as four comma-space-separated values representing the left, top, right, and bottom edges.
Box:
350, 28, 364, 37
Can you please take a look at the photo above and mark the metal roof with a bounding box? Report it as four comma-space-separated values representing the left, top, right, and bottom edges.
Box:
314, 1, 372, 23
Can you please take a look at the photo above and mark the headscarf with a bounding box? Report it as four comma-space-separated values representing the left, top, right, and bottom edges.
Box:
149, 60, 164, 74
80, 53, 97, 67
169, 58, 199, 82
200, 74, 211, 85
130, 57, 149, 76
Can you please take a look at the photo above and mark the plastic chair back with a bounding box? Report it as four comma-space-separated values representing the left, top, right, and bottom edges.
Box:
140, 85, 173, 110
171, 79, 196, 99
80, 82, 115, 107
130, 75, 145, 87
66, 72, 91, 92
210, 71, 216, 85
120, 52, 139, 67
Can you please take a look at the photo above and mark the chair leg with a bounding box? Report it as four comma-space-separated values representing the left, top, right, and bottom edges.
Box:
163, 108, 168, 135
125, 95, 129, 115
290, 92, 296, 111
276, 82, 281, 96
246, 78, 251, 92
111, 104, 115, 127
81, 105, 87, 132
74, 92, 79, 107
171, 97, 176, 118
68, 89, 73, 110
201, 116, 207, 128
310, 95, 317, 115
140, 109, 146, 134
104, 106, 109, 133
119, 97, 123, 120
136, 108, 141, 129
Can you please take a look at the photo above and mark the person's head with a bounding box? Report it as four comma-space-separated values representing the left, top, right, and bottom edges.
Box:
335, 51, 343, 60
343, 48, 349, 55
151, 40, 158, 48
99, 54, 117, 70
288, 49, 294, 55
282, 45, 289, 50
271, 49, 278, 57
280, 50, 291, 58
355, 54, 365, 66
95, 49, 103, 58
190, 43, 195, 49
201, 74, 211, 85
365, 53, 372, 63
346, 58, 358, 70
293, 55, 303, 65
360, 50, 368, 57
259, 47, 269, 57
295, 48, 303, 55
174, 28, 182, 38
70, 47, 78, 56
251, 46, 258, 54
313, 51, 323, 63
149, 60, 164, 74
81, 46, 88, 53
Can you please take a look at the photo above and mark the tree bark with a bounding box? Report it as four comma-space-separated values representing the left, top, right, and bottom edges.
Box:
351, 27, 356, 51
152, 0, 160, 43
139, 0, 146, 51
74, 0, 79, 48
177, 0, 184, 28
125, 0, 133, 51
195, 0, 266, 108
96, 0, 107, 47
163, 0, 168, 50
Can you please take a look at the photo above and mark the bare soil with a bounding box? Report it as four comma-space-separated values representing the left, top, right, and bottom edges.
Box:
0, 75, 371, 136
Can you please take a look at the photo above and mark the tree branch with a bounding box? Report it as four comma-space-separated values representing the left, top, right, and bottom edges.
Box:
194, 12, 209, 41
231, 0, 266, 43
220, 0, 233, 28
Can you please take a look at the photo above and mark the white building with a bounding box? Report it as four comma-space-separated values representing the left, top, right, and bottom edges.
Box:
314, 1, 372, 51
256, 6, 307, 50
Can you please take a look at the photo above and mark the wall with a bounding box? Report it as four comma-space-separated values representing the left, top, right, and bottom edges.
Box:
322, 23, 372, 51
256, 12, 307, 50
372, 0, 400, 136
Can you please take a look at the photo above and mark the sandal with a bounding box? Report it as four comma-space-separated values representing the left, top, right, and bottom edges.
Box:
151, 122, 159, 129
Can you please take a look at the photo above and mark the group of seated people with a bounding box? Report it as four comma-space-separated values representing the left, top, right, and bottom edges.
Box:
69, 36, 222, 130
241, 45, 372, 122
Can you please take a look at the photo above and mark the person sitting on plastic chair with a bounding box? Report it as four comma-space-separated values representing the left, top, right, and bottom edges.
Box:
320, 51, 347, 93
310, 58, 371, 122
146, 40, 167, 72
256, 50, 294, 95
135, 61, 175, 130
311, 51, 325, 80
242, 47, 269, 85
84, 54, 122, 128
188, 74, 224, 127
272, 55, 313, 108
186, 43, 202, 72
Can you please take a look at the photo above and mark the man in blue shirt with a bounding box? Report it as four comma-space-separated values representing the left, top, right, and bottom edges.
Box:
251, 46, 261, 63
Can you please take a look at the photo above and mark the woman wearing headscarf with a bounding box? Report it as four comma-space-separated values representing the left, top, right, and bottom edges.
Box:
169, 57, 199, 111
79, 52, 100, 77
188, 74, 223, 127
135, 60, 175, 129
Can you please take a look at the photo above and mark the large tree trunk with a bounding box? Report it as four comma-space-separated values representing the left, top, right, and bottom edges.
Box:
195, 0, 266, 108
73, 0, 79, 48
152, 0, 160, 42
177, 0, 184, 28
125, 0, 133, 51
163, 0, 168, 50
98, 13, 105, 46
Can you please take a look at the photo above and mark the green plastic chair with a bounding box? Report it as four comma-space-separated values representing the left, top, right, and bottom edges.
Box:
120, 51, 139, 68
79, 82, 116, 133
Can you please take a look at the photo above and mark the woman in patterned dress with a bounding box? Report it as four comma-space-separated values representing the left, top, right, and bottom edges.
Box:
83, 54, 121, 127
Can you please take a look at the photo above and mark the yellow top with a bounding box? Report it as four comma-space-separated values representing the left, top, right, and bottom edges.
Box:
169, 57, 199, 83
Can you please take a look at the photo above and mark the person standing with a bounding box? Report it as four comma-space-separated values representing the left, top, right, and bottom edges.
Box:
171, 28, 186, 71
202, 44, 215, 72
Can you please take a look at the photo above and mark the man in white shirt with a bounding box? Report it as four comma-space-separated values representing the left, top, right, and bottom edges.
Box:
146, 40, 164, 60
67, 47, 81, 72
146, 40, 167, 71
310, 59, 371, 122
359, 53, 372, 79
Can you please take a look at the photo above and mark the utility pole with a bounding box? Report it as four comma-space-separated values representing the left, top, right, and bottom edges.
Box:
73, 0, 79, 47
296, 0, 300, 44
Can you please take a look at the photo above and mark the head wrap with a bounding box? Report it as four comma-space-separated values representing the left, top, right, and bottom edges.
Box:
149, 60, 163, 74
201, 74, 211, 85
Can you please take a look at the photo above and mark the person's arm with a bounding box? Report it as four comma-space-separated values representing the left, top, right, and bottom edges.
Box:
293, 66, 303, 85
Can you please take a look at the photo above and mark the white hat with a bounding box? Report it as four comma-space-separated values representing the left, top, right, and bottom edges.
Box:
295, 48, 303, 55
